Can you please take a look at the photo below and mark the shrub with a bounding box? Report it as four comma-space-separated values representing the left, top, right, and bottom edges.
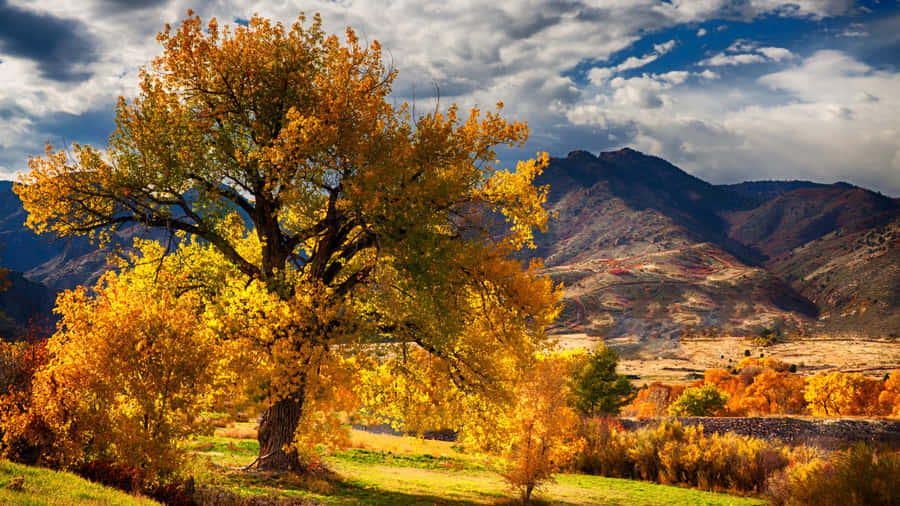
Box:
76, 460, 145, 494
768, 443, 900, 506
0, 332, 54, 466
574, 420, 791, 494
573, 417, 631, 478
26, 268, 221, 477
668, 383, 729, 416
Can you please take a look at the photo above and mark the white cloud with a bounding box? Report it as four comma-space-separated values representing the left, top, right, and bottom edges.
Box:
727, 39, 759, 53
654, 40, 677, 55
702, 53, 767, 66
0, 0, 896, 197
701, 43, 793, 66
588, 67, 614, 85
660, 71, 690, 85
585, 38, 677, 85
617, 53, 661, 72
757, 46, 794, 61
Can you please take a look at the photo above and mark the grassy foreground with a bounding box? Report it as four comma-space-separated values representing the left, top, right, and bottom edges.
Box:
189, 425, 766, 505
0, 459, 161, 506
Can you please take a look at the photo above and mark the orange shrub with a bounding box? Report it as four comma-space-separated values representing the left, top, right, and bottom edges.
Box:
877, 370, 900, 417
621, 382, 686, 417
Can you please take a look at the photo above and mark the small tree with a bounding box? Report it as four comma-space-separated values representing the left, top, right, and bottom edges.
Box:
668, 383, 729, 417
571, 346, 633, 416
502, 353, 583, 505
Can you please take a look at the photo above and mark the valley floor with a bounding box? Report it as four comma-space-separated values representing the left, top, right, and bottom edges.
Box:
556, 333, 900, 384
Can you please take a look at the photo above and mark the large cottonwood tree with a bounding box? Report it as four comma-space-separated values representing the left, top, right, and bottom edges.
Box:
16, 13, 559, 471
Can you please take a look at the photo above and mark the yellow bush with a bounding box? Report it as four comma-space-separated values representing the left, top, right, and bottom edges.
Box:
575, 419, 790, 494
27, 267, 220, 478
768, 443, 900, 506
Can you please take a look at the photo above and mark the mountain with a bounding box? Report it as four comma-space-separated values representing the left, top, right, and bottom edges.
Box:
531, 148, 899, 348
0, 182, 144, 339
0, 181, 115, 291
722, 184, 900, 336
0, 269, 57, 339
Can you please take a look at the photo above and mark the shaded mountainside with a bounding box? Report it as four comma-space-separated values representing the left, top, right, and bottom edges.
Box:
0, 181, 147, 339
0, 269, 57, 338
723, 184, 899, 258
532, 148, 899, 344
0, 181, 113, 291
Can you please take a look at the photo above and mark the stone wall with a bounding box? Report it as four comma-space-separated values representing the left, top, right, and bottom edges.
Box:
619, 417, 900, 449
356, 417, 900, 448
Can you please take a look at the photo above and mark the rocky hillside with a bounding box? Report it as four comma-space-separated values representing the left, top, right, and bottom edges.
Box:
532, 148, 899, 346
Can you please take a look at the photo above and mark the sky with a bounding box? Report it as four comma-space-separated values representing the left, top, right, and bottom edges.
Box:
1, 0, 899, 196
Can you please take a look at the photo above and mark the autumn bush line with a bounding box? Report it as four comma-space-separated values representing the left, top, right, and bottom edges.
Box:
574, 419, 787, 493
571, 417, 900, 504
622, 357, 900, 418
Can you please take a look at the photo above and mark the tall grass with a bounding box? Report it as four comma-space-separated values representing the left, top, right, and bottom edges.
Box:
574, 418, 788, 494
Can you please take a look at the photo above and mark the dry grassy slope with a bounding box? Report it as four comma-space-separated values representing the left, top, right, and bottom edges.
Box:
766, 215, 900, 336
724, 184, 900, 336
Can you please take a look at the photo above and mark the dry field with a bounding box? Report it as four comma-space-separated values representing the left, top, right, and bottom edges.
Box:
554, 333, 900, 385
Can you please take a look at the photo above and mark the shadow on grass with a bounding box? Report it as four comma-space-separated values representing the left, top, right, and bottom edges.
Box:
210, 466, 505, 506
329, 479, 492, 505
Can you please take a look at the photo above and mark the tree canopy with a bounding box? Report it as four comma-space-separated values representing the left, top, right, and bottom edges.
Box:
570, 345, 634, 416
15, 12, 561, 471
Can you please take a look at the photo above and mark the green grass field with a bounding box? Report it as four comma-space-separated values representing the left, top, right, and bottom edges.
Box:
0, 459, 161, 506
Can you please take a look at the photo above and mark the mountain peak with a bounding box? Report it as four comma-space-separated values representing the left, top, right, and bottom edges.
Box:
598, 146, 645, 161
566, 150, 596, 161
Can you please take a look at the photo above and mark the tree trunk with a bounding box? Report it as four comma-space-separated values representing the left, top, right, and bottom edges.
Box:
256, 394, 304, 472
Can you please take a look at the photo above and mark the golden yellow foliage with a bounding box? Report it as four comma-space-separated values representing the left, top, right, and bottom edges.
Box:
499, 352, 584, 504
735, 370, 807, 416
29, 262, 219, 476
804, 371, 883, 417
877, 370, 900, 417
